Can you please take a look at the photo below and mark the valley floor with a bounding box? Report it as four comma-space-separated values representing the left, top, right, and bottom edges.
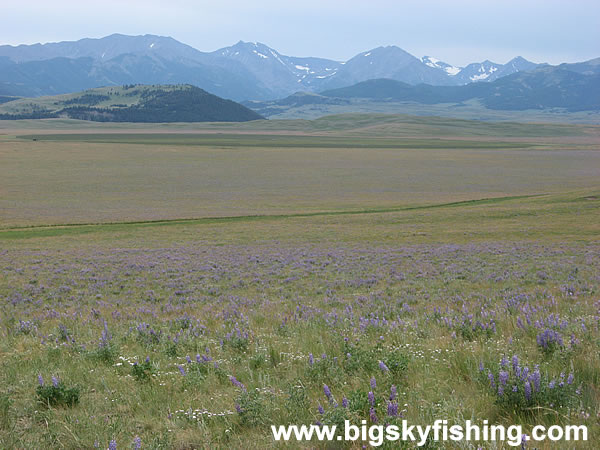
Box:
0, 115, 599, 448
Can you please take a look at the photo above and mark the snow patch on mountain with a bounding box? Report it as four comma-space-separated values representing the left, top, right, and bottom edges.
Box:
421, 56, 461, 76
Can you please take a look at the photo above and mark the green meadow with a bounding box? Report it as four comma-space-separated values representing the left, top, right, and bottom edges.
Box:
0, 115, 599, 448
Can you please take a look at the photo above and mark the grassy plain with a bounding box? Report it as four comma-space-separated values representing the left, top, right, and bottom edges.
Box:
0, 115, 599, 448
1, 115, 599, 227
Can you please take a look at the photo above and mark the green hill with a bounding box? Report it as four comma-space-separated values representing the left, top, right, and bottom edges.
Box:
0, 84, 264, 122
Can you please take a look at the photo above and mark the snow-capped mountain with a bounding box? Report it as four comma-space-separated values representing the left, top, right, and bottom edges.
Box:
0, 34, 578, 102
451, 56, 538, 85
203, 41, 343, 98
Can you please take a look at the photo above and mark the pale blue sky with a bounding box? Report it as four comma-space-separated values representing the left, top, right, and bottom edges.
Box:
2, 0, 599, 66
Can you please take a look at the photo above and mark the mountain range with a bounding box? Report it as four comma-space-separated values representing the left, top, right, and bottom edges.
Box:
3, 33, 595, 102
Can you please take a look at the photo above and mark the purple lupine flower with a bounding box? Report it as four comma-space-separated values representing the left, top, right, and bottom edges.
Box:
512, 355, 519, 374
531, 367, 541, 392
512, 385, 518, 392
235, 403, 243, 414
499, 371, 509, 386
501, 356, 508, 368
488, 371, 495, 388
378, 361, 389, 372
369, 407, 378, 423
342, 397, 348, 408
38, 374, 44, 386
229, 376, 246, 391
318, 404, 325, 415
387, 402, 398, 417
323, 384, 333, 402
132, 436, 141, 450
548, 380, 556, 389
567, 373, 574, 385
479, 361, 484, 372
498, 385, 504, 396
178, 365, 186, 376
108, 440, 117, 450
196, 354, 202, 363
389, 385, 397, 401
521, 434, 529, 450
308, 353, 314, 366
524, 381, 532, 401
52, 376, 59, 387
186, 355, 192, 364
370, 377, 376, 389
145, 356, 150, 364
368, 391, 375, 406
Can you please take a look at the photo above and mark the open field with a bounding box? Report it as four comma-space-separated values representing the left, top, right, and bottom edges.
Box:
2, 116, 600, 227
1, 115, 600, 448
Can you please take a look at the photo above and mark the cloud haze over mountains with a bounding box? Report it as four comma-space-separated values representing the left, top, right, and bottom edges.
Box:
2, 1, 599, 67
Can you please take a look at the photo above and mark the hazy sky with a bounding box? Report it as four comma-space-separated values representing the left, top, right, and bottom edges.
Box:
2, 0, 599, 66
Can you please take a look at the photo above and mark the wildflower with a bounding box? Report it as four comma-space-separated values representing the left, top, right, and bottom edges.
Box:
390, 385, 397, 401
548, 380, 556, 389
370, 377, 376, 389
512, 385, 518, 392
479, 361, 484, 372
521, 434, 529, 450
387, 402, 398, 417
567, 373, 574, 385
342, 397, 348, 408
132, 436, 141, 450
196, 354, 202, 363
512, 355, 519, 374
524, 381, 532, 401
530, 367, 541, 392
178, 365, 186, 376
369, 407, 378, 423
323, 384, 333, 403
368, 391, 375, 406
108, 440, 117, 450
378, 361, 389, 372
501, 356, 508, 368
488, 371, 495, 389
186, 355, 192, 364
318, 404, 325, 415
38, 375, 44, 386
52, 376, 59, 387
498, 371, 509, 386
308, 353, 314, 366
229, 376, 246, 391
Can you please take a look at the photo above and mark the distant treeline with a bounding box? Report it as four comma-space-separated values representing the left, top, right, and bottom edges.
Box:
63, 94, 110, 106
0, 96, 19, 105
0, 111, 59, 120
